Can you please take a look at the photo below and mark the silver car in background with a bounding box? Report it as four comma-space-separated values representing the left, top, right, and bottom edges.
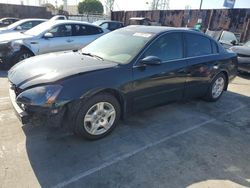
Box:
0, 19, 47, 34
0, 20, 108, 69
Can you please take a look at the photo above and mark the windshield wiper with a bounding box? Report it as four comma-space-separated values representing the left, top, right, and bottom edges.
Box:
82, 52, 104, 61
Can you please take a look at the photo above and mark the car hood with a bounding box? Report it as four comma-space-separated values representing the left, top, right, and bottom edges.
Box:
230, 46, 250, 56
8, 51, 118, 90
0, 32, 33, 42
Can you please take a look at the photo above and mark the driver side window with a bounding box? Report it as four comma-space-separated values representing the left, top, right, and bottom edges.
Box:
144, 32, 183, 62
49, 24, 72, 37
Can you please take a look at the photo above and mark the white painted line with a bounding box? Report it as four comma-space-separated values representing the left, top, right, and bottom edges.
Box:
52, 105, 246, 188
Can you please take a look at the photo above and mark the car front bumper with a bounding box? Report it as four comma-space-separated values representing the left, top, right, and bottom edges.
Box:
9, 86, 66, 127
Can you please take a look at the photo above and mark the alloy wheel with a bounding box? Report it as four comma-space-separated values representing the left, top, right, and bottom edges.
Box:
83, 102, 116, 135
212, 77, 225, 99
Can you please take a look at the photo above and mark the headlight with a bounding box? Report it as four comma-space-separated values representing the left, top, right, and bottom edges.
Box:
16, 85, 63, 107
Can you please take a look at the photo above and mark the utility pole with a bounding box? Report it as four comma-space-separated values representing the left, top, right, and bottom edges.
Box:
199, 0, 203, 10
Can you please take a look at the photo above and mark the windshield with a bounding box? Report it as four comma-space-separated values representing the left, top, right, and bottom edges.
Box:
24, 21, 51, 36
244, 41, 250, 47
82, 29, 155, 64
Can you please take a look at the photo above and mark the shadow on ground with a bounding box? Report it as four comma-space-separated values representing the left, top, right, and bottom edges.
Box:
23, 91, 250, 188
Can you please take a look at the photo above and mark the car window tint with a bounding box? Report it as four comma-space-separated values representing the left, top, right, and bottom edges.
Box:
220, 31, 237, 43
73, 24, 103, 36
49, 24, 72, 37
32, 21, 43, 27
144, 32, 183, 61
20, 21, 33, 30
185, 33, 212, 57
100, 23, 108, 29
109, 22, 119, 30
211, 41, 218, 54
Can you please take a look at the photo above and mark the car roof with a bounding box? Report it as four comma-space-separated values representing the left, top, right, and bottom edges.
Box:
129, 17, 150, 21
0, 17, 19, 20
48, 20, 101, 27
124, 25, 202, 34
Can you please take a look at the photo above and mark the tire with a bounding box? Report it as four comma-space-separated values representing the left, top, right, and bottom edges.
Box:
10, 49, 33, 69
205, 73, 227, 102
72, 93, 121, 140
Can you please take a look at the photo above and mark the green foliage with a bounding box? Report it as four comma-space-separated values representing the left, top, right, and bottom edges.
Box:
78, 0, 104, 14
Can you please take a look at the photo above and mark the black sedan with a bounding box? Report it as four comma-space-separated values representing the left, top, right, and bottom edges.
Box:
230, 41, 250, 73
8, 26, 238, 140
0, 17, 19, 27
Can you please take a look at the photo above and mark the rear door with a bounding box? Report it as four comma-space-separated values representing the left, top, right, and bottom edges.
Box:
183, 32, 219, 98
38, 24, 74, 54
71, 24, 104, 49
132, 32, 188, 111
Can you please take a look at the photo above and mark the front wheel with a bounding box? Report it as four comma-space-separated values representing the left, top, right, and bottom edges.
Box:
11, 49, 33, 69
205, 73, 227, 102
73, 93, 121, 140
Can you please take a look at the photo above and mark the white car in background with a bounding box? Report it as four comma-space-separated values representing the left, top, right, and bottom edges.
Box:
50, 15, 68, 21
0, 19, 47, 34
0, 20, 108, 69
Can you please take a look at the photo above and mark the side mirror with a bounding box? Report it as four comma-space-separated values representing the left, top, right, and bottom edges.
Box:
140, 56, 162, 66
231, 40, 237, 45
44, 32, 53, 39
16, 26, 22, 30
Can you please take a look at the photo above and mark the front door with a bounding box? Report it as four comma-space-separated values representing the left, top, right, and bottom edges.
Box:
132, 32, 188, 111
38, 24, 74, 55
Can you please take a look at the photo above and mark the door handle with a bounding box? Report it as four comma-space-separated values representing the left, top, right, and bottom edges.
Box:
66, 39, 74, 43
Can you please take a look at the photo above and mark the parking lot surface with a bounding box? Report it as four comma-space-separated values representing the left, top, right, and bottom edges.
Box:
0, 71, 250, 188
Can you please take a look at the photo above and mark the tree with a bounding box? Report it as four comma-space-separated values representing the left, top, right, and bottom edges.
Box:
42, 3, 55, 10
78, 0, 104, 14
105, 0, 115, 14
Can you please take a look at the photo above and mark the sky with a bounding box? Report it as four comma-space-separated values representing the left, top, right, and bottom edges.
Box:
0, 0, 250, 10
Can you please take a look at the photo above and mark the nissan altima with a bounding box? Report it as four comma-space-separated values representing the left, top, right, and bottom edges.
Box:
8, 26, 238, 140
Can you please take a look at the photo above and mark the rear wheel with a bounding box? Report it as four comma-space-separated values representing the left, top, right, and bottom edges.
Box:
72, 93, 121, 140
205, 73, 227, 102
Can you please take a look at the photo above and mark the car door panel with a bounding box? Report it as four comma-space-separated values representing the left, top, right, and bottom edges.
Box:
183, 33, 219, 98
132, 60, 187, 111
38, 24, 73, 54
131, 32, 187, 111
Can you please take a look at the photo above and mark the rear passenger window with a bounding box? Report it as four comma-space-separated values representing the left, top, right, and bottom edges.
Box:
185, 33, 212, 57
73, 24, 103, 36
144, 32, 183, 61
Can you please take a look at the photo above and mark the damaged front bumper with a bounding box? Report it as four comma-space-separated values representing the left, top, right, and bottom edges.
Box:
9, 87, 66, 127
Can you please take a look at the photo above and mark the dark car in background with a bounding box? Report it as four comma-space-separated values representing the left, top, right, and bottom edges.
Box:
8, 26, 237, 140
206, 29, 239, 49
0, 17, 19, 27
230, 40, 250, 73
129, 17, 161, 26
93, 20, 124, 31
